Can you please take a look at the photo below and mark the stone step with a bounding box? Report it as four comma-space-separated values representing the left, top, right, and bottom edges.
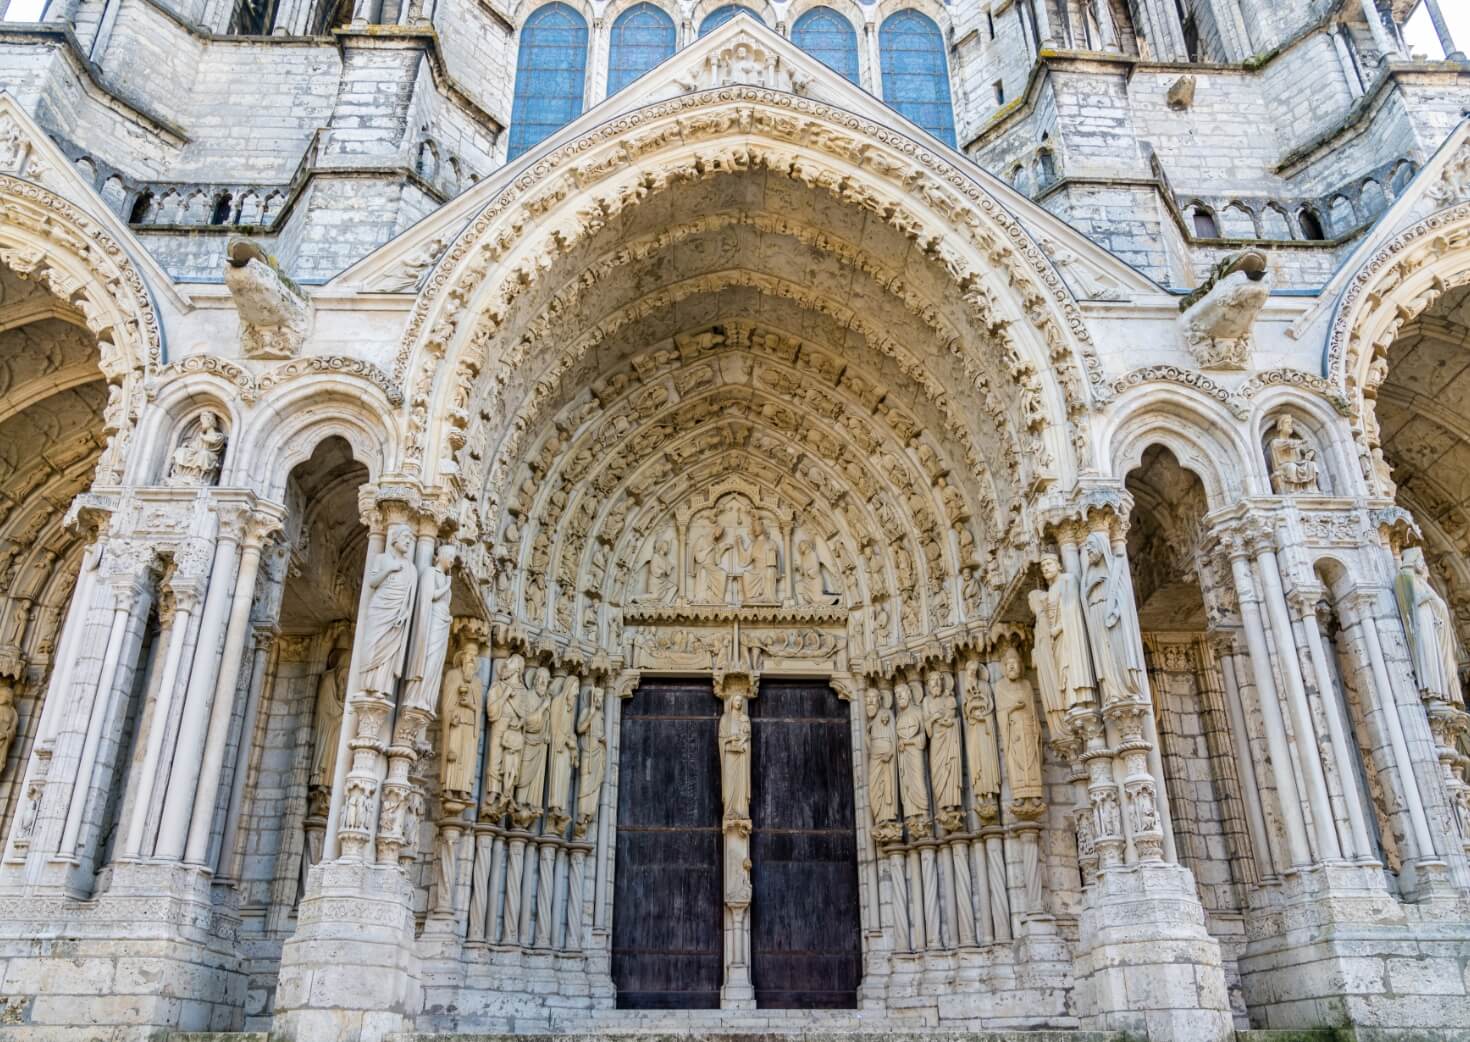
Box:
389, 1031, 1130, 1042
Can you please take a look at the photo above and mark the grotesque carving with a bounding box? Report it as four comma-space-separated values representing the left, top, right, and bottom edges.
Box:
401, 543, 456, 714
1178, 249, 1272, 369
1267, 416, 1322, 496
359, 525, 419, 700
1397, 547, 1462, 703
1081, 533, 1146, 705
167, 411, 227, 487
223, 237, 312, 359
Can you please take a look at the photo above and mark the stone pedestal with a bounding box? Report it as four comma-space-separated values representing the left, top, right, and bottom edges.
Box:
1072, 861, 1234, 1042
272, 861, 421, 1042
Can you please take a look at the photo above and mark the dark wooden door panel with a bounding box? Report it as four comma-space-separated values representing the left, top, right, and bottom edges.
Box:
751, 680, 862, 1009
612, 678, 722, 1009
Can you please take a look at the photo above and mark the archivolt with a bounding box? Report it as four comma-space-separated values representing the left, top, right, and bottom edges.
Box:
397, 88, 1101, 488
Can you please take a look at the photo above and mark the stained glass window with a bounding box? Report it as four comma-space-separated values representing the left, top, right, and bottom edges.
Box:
792, 7, 860, 83
879, 10, 956, 147
608, 3, 677, 94
507, 3, 589, 160
699, 4, 758, 35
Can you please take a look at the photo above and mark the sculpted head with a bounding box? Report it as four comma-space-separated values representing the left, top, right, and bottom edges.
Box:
532, 667, 551, 695
864, 684, 879, 717
435, 542, 457, 570
1403, 546, 1429, 577
504, 653, 525, 679
1040, 553, 1061, 582
1084, 532, 1109, 566
1002, 646, 1023, 681
199, 410, 220, 433
388, 524, 414, 556
1277, 415, 1295, 437
895, 682, 911, 709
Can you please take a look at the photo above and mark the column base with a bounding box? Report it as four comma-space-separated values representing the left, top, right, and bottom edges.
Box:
272, 860, 421, 1042
1073, 860, 1234, 1042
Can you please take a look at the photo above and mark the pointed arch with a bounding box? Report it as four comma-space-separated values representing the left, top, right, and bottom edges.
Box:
507, 3, 591, 160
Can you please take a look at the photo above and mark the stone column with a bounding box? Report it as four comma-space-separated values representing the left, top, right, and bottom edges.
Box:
1357, 0, 1398, 63
184, 507, 284, 866
715, 668, 756, 1009
1420, 0, 1464, 58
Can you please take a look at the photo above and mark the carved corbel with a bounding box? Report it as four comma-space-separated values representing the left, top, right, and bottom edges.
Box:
1178, 250, 1272, 370
224, 237, 312, 360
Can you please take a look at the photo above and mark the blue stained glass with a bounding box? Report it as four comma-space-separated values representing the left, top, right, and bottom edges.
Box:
699, 4, 758, 35
507, 3, 589, 160
608, 3, 677, 94
879, 10, 957, 148
792, 7, 860, 84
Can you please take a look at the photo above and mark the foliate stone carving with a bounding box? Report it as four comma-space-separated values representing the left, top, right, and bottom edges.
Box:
359, 525, 418, 700
1080, 534, 1145, 705
995, 646, 1044, 818
1267, 416, 1322, 496
1397, 547, 1462, 704
224, 237, 312, 359
166, 411, 227, 487
1178, 249, 1272, 369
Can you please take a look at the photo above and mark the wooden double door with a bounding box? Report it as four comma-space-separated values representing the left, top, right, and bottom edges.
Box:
611, 677, 862, 1009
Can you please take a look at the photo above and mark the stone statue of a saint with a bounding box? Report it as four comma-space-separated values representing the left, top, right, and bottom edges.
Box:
692, 528, 722, 603
1268, 415, 1321, 495
865, 684, 899, 837
744, 518, 780, 602
485, 654, 527, 817
924, 670, 963, 827
642, 538, 678, 604
439, 642, 482, 804
513, 666, 552, 820
962, 659, 1000, 803
0, 678, 16, 773
1040, 553, 1096, 710
1028, 587, 1068, 739
1080, 534, 1145, 704
894, 680, 929, 827
719, 690, 752, 824
401, 543, 456, 714
575, 683, 606, 838
546, 674, 580, 829
309, 643, 350, 789
359, 525, 418, 699
1397, 547, 1462, 703
795, 538, 840, 606
995, 647, 1044, 807
167, 410, 227, 487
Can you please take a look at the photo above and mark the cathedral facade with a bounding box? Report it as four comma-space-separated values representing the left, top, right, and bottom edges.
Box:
0, 0, 1469, 1039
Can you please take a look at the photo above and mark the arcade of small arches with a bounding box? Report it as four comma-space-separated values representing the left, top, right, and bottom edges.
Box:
4, 129, 1470, 1041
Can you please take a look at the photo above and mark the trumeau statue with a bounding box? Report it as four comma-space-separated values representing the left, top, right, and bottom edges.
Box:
439, 642, 482, 803
485, 653, 527, 817
513, 666, 553, 820
359, 525, 418, 699
1080, 534, 1145, 704
995, 647, 1044, 808
1028, 587, 1068, 739
865, 684, 900, 839
167, 410, 227, 487
895, 680, 929, 828
309, 642, 350, 790
574, 682, 606, 838
546, 674, 580, 830
1268, 415, 1322, 496
924, 669, 963, 828
1040, 553, 1096, 710
719, 690, 752, 824
1397, 547, 1462, 703
962, 659, 1001, 804
401, 543, 456, 714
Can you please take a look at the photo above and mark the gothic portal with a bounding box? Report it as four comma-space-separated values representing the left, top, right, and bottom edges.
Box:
1, 3, 1470, 1042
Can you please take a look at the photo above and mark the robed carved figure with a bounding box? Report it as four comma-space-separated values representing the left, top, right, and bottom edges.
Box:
995, 647, 1044, 810
402, 543, 456, 714
309, 643, 350, 790
1027, 586, 1068, 739
720, 691, 752, 824
574, 683, 606, 838
1397, 547, 1462, 703
440, 643, 482, 803
513, 667, 553, 822
962, 659, 1000, 810
865, 684, 899, 839
924, 670, 963, 828
360, 525, 418, 699
547, 674, 580, 830
1080, 534, 1144, 704
895, 680, 929, 830
487, 655, 528, 818
1040, 554, 1096, 710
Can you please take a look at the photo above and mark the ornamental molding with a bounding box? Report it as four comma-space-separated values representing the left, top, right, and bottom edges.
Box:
156, 354, 403, 406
